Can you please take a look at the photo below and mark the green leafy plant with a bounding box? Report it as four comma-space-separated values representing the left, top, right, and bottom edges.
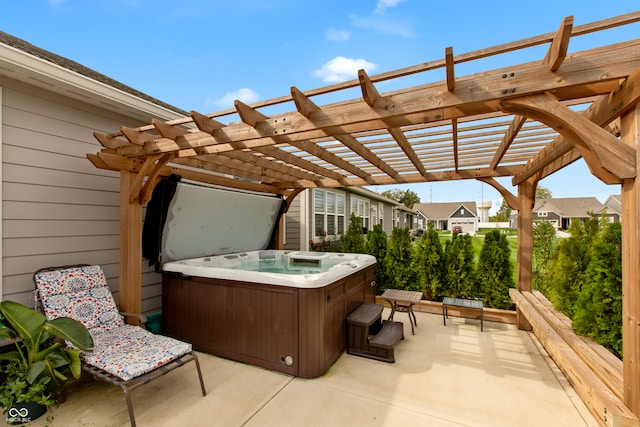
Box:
0, 301, 93, 415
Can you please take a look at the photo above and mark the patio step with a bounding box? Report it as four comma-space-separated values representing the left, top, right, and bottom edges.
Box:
369, 320, 404, 350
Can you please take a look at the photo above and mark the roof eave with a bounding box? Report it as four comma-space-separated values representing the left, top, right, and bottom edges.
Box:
0, 42, 185, 123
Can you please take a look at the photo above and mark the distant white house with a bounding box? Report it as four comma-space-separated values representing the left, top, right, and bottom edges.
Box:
414, 201, 480, 234
509, 196, 620, 230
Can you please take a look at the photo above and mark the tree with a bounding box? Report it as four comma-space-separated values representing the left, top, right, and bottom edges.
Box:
573, 221, 622, 358
412, 223, 444, 300
532, 221, 557, 293
442, 233, 476, 298
380, 188, 420, 209
535, 185, 552, 199
343, 212, 365, 253
383, 227, 418, 292
365, 223, 388, 290
546, 219, 599, 317
491, 199, 512, 222
476, 230, 514, 309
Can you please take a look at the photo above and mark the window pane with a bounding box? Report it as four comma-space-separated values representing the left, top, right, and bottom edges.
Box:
315, 214, 325, 236
327, 215, 335, 235
337, 194, 345, 214
327, 192, 336, 214
314, 190, 325, 213
351, 199, 358, 215
338, 216, 345, 234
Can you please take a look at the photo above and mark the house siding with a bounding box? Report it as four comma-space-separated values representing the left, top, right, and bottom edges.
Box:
284, 195, 302, 250
1, 80, 160, 312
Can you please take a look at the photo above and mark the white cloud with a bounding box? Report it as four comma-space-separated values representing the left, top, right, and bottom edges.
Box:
325, 28, 352, 42
350, 13, 415, 38
374, 0, 405, 15
312, 56, 377, 83
206, 88, 260, 109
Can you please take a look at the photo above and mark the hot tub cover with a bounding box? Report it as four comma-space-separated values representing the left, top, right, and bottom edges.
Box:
143, 176, 284, 269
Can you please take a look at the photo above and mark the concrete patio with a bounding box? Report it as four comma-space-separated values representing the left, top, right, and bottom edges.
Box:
30, 309, 597, 427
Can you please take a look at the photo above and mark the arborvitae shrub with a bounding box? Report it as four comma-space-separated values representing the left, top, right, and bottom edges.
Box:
365, 223, 388, 291
442, 233, 475, 298
343, 212, 365, 253
476, 230, 514, 309
412, 224, 444, 300
383, 227, 418, 292
573, 221, 622, 358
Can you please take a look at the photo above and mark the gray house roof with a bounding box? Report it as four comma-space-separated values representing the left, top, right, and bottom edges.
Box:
414, 202, 478, 220
604, 194, 622, 215
533, 197, 605, 218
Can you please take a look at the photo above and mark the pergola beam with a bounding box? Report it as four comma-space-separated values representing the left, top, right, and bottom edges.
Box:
501, 93, 636, 184
543, 16, 573, 71
513, 66, 640, 185
111, 40, 640, 160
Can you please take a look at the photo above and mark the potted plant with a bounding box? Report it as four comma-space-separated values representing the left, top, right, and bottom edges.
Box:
0, 300, 93, 425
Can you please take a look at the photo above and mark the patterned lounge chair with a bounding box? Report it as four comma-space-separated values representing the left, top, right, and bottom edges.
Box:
33, 264, 206, 427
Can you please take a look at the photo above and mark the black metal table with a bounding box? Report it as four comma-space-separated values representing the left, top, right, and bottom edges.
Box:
442, 297, 484, 331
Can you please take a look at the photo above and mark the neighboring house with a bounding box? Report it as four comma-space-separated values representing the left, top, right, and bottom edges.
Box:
510, 196, 618, 231
603, 194, 622, 222
414, 201, 479, 234
284, 187, 416, 251
0, 31, 186, 310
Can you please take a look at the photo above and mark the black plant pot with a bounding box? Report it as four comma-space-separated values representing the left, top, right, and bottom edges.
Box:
6, 401, 47, 425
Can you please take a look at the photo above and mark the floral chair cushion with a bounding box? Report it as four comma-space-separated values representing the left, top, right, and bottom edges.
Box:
85, 325, 192, 381
35, 264, 193, 382
34, 265, 124, 332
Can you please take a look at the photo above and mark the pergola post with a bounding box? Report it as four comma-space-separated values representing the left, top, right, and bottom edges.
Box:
622, 103, 640, 416
119, 170, 143, 321
515, 178, 536, 330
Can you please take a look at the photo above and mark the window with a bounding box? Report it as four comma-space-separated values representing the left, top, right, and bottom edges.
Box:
538, 211, 548, 217
313, 189, 345, 237
379, 205, 384, 225
351, 197, 370, 229
392, 207, 400, 227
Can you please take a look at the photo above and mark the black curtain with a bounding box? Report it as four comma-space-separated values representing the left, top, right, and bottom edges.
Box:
142, 174, 180, 271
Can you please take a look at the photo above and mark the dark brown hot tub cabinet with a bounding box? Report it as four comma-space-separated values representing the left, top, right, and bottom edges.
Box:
162, 264, 376, 378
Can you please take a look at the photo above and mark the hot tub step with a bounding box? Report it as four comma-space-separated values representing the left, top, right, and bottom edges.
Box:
369, 320, 404, 350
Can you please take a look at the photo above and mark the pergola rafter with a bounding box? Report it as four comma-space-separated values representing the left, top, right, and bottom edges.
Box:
88, 12, 640, 425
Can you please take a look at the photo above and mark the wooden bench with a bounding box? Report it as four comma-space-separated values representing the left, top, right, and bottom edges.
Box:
346, 303, 404, 363
442, 297, 484, 331
510, 289, 638, 427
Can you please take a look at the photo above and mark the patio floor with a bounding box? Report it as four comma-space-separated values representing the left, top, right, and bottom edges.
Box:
29, 309, 598, 427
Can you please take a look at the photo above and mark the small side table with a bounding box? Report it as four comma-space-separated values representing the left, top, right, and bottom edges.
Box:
380, 289, 422, 335
442, 297, 484, 331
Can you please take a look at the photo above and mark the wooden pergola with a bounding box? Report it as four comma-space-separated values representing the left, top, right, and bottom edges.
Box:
89, 12, 640, 425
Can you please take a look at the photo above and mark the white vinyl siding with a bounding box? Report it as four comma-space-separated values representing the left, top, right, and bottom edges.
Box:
0, 83, 161, 312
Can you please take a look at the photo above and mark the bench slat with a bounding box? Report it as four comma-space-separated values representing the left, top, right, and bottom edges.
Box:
510, 289, 638, 427
525, 290, 623, 399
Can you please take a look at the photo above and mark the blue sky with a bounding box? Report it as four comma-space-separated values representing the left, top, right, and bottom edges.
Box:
1, 1, 639, 213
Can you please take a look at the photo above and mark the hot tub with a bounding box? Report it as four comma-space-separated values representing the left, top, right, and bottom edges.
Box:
162, 250, 377, 378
